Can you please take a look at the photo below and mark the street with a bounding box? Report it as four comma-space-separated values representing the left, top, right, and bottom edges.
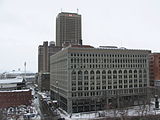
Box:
35, 91, 60, 120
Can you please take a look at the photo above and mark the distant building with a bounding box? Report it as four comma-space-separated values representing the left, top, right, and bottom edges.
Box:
0, 89, 32, 108
50, 45, 151, 113
56, 12, 82, 47
0, 77, 25, 90
154, 80, 160, 87
38, 73, 50, 92
1, 70, 35, 80
0, 77, 32, 108
149, 53, 160, 86
38, 41, 62, 73
38, 41, 62, 91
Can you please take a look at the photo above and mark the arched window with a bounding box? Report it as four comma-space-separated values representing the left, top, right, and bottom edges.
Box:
90, 70, 94, 75
84, 71, 89, 80
96, 70, 100, 74
102, 70, 106, 79
78, 71, 82, 75
118, 70, 122, 74
72, 71, 76, 75
139, 70, 142, 73
90, 70, 94, 80
102, 70, 106, 74
134, 70, 137, 73
113, 70, 117, 74
124, 70, 127, 74
84, 70, 88, 75
143, 69, 147, 73
96, 70, 100, 80
71, 71, 76, 80
129, 70, 132, 74
78, 71, 82, 80
108, 70, 111, 74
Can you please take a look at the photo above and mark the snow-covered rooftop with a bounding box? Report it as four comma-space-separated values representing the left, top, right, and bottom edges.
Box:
0, 89, 31, 92
0, 77, 24, 84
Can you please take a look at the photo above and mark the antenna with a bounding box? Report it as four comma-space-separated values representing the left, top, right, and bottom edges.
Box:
61, 8, 62, 12
24, 62, 26, 80
77, 8, 79, 14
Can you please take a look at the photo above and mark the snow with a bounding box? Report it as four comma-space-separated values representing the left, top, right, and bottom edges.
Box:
53, 100, 58, 103
0, 77, 24, 84
38, 91, 50, 100
56, 100, 160, 120
0, 89, 31, 92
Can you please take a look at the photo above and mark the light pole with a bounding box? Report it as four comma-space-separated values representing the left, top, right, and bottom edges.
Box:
56, 81, 59, 108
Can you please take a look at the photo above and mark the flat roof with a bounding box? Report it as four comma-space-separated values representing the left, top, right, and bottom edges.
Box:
0, 89, 31, 92
0, 77, 24, 84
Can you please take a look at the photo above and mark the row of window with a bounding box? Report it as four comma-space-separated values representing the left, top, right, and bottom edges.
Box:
72, 79, 147, 86
70, 64, 147, 69
70, 58, 147, 64
72, 84, 147, 91
71, 88, 146, 97
70, 53, 147, 58
72, 69, 147, 75
71, 70, 147, 81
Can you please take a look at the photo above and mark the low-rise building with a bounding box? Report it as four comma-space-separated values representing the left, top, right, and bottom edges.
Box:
0, 77, 25, 90
0, 89, 32, 108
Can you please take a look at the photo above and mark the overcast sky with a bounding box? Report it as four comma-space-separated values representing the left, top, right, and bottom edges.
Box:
0, 0, 160, 72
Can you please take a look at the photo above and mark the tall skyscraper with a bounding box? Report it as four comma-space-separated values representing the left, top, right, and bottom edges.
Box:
56, 12, 82, 47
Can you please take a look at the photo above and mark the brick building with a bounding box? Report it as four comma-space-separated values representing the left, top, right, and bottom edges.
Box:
0, 89, 32, 108
149, 53, 160, 86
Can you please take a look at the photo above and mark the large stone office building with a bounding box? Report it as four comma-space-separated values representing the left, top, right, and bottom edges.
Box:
50, 45, 151, 113
56, 12, 82, 47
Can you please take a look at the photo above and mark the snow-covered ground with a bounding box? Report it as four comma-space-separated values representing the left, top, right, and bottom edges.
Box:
5, 86, 41, 120
57, 100, 160, 120
5, 104, 40, 120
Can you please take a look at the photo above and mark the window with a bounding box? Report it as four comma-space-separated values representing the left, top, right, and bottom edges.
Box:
72, 87, 76, 91
108, 70, 111, 74
108, 86, 112, 89
78, 71, 82, 80
102, 86, 106, 89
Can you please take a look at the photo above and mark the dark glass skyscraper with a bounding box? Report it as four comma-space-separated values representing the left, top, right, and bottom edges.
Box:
56, 12, 82, 47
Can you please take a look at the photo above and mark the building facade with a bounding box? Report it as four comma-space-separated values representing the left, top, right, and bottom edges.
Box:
56, 12, 82, 47
50, 45, 151, 113
38, 73, 50, 92
149, 53, 160, 86
0, 89, 32, 108
0, 77, 25, 91
38, 41, 62, 73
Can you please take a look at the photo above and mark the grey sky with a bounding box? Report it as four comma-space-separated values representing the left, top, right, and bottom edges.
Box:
0, 0, 160, 72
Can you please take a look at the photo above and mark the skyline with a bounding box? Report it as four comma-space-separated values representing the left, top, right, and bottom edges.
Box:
1, 0, 160, 72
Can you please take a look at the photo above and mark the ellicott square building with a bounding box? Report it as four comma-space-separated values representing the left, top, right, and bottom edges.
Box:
50, 45, 151, 113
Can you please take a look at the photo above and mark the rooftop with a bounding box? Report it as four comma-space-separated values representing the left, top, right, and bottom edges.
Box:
0, 77, 24, 84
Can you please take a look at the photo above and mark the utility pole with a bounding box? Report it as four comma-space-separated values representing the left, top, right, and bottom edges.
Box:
24, 62, 26, 80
